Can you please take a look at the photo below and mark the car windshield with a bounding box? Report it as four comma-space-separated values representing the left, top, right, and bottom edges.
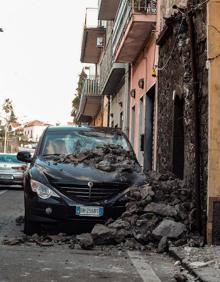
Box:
0, 154, 24, 163
40, 130, 131, 156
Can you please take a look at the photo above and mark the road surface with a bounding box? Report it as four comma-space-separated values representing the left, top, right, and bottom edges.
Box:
0, 189, 194, 282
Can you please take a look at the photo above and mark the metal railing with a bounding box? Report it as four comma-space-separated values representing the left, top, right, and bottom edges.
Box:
82, 76, 100, 97
99, 34, 114, 93
131, 0, 157, 13
77, 76, 100, 118
112, 0, 157, 54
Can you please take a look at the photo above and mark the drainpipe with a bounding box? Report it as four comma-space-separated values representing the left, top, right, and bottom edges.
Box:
124, 63, 131, 137
187, 8, 202, 234
107, 96, 111, 127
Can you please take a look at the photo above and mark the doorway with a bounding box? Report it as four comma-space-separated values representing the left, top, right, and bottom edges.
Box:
144, 85, 155, 171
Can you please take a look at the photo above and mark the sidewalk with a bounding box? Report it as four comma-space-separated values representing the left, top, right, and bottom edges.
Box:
169, 245, 220, 282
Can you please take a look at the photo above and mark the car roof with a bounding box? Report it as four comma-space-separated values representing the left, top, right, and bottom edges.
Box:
46, 126, 124, 134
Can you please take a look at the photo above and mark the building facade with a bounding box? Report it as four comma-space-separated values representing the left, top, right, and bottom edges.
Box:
76, 11, 105, 125
99, 0, 157, 168
76, 0, 220, 244
155, 0, 209, 240
24, 120, 49, 142
98, 1, 129, 136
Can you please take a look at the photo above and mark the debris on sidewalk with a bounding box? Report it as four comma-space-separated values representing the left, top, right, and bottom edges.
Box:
169, 245, 220, 282
15, 215, 24, 226
76, 233, 94, 250
6, 171, 202, 255
75, 171, 199, 252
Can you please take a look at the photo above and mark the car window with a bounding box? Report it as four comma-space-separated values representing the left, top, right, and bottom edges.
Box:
0, 154, 24, 163
41, 130, 131, 156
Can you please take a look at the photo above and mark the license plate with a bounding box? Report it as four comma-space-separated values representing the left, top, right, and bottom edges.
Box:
0, 175, 14, 180
76, 206, 104, 217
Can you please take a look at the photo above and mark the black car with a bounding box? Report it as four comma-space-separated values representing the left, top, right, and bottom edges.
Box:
17, 126, 143, 234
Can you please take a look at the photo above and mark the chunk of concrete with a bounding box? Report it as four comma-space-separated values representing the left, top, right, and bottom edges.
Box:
76, 233, 94, 250
152, 219, 186, 239
91, 224, 115, 245
144, 202, 178, 218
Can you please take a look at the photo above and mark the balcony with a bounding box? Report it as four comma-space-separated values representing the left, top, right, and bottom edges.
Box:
76, 76, 102, 123
113, 0, 157, 63
98, 0, 121, 20
80, 9, 106, 64
100, 34, 125, 96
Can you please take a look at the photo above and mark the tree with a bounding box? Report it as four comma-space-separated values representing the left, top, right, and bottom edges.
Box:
71, 69, 87, 123
9, 109, 17, 123
1, 99, 16, 152
3, 98, 13, 114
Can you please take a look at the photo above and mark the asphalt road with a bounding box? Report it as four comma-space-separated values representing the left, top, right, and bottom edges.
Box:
0, 189, 193, 282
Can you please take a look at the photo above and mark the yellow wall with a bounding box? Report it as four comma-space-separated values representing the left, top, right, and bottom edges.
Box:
207, 0, 220, 244
94, 110, 103, 127
102, 96, 109, 127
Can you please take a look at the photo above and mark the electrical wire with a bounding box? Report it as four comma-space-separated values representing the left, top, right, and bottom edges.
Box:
156, 0, 209, 72
157, 17, 185, 71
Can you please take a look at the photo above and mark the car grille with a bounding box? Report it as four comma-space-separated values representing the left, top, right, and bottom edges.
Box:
51, 182, 128, 202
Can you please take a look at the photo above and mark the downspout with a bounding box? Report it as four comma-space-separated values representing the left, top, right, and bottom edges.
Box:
124, 64, 131, 136
107, 95, 111, 127
187, 8, 202, 234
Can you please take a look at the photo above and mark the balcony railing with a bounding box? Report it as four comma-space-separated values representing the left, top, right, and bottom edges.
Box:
82, 76, 100, 97
112, 0, 157, 55
131, 0, 157, 13
100, 34, 113, 93
77, 76, 101, 121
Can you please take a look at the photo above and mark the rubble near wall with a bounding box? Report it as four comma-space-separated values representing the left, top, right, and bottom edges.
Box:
156, 1, 208, 235
7, 171, 203, 253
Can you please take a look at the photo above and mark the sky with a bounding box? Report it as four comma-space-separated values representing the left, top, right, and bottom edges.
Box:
0, 0, 98, 125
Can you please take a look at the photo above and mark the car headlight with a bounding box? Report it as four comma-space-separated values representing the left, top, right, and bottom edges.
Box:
31, 180, 60, 199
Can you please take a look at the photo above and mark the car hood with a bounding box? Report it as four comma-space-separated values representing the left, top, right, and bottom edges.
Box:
33, 157, 144, 186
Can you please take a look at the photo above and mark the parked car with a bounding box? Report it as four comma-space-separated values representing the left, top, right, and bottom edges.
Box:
17, 126, 143, 235
0, 153, 27, 189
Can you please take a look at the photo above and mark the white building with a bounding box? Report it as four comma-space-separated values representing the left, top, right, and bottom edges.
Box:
23, 120, 49, 142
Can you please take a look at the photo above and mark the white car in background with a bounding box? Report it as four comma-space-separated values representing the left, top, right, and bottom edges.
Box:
0, 153, 27, 189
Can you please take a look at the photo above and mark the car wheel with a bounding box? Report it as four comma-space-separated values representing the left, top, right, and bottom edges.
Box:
24, 200, 41, 235
24, 216, 41, 235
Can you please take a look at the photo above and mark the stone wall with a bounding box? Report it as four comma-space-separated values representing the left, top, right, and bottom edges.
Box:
159, 0, 187, 28
156, 1, 208, 234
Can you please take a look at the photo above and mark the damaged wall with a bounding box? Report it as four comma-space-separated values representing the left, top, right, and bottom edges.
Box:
156, 1, 208, 235
159, 0, 187, 28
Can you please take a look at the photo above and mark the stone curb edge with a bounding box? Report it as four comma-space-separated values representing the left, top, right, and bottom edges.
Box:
168, 249, 206, 282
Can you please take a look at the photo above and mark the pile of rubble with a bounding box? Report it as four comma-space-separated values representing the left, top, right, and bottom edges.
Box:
76, 171, 201, 252
4, 171, 201, 254
53, 144, 140, 173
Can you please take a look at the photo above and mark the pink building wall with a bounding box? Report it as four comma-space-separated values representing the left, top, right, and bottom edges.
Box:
129, 36, 156, 163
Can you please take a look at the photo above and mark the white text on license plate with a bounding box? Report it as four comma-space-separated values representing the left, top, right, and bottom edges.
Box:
76, 206, 104, 217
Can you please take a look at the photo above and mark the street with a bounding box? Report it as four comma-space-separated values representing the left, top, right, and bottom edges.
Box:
0, 189, 192, 282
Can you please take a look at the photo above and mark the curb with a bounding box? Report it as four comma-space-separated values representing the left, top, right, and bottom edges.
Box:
168, 248, 206, 282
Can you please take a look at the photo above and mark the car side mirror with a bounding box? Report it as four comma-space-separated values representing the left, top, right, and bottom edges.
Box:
17, 151, 33, 163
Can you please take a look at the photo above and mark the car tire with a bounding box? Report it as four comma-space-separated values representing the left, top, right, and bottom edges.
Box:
24, 216, 41, 235
24, 200, 41, 235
